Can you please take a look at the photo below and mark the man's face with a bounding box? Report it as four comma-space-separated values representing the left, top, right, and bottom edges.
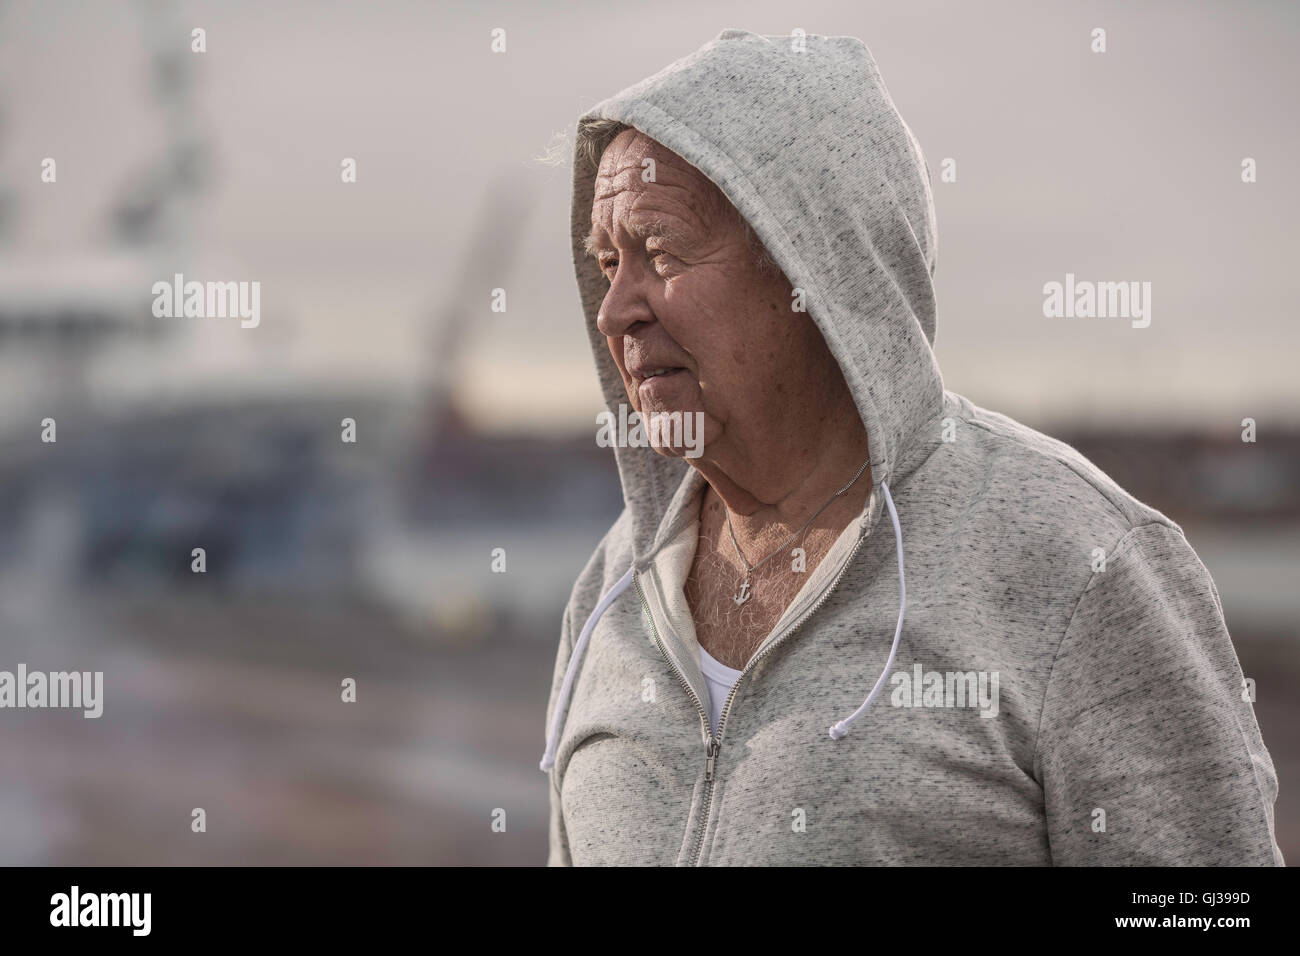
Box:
588, 129, 825, 463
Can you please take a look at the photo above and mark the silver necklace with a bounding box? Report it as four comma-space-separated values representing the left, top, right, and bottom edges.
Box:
724, 457, 871, 606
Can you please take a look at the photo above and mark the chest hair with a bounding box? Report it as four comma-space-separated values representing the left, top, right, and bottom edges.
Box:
684, 494, 843, 671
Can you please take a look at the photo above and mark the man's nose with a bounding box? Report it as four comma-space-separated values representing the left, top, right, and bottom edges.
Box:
595, 266, 656, 339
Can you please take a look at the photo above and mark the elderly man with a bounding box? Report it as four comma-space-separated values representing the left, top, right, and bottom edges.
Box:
540, 28, 1283, 866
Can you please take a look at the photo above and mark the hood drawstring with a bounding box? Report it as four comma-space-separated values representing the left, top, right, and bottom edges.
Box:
539, 481, 905, 772
829, 480, 905, 740
539, 566, 635, 772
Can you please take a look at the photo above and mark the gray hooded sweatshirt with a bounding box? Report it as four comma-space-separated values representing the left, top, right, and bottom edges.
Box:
541, 28, 1284, 866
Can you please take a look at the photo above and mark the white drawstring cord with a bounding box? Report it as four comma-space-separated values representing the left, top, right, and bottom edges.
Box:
829, 480, 904, 740
540, 480, 903, 769
539, 566, 636, 772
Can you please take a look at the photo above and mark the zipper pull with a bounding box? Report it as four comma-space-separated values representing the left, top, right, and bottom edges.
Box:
705, 737, 720, 781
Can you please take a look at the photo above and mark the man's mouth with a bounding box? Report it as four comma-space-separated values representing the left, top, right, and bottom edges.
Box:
639, 367, 681, 380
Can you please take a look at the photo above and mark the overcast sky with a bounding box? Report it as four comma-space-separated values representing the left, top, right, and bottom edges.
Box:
3, 0, 1297, 433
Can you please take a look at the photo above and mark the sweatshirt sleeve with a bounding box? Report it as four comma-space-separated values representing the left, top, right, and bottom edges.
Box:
545, 602, 575, 866
1034, 521, 1284, 866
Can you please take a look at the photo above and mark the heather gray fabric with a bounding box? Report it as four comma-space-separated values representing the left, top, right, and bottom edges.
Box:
543, 28, 1283, 866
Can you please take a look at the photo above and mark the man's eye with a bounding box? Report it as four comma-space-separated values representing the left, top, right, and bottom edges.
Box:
599, 251, 669, 281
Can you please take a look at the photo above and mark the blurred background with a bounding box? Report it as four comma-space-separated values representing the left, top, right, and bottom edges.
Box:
0, 0, 1296, 865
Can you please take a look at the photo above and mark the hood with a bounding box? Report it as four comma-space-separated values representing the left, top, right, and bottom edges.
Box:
569, 27, 945, 564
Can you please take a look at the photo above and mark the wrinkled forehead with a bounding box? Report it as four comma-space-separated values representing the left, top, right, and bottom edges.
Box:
590, 129, 733, 230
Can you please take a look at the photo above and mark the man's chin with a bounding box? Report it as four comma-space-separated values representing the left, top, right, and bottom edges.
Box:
638, 405, 709, 461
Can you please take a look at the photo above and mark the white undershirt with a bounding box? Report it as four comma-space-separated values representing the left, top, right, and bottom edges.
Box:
651, 475, 874, 741
698, 643, 744, 737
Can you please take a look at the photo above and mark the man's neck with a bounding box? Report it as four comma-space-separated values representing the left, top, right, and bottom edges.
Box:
689, 430, 872, 558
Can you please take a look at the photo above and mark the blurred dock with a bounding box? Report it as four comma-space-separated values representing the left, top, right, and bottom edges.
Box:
0, 406, 1296, 864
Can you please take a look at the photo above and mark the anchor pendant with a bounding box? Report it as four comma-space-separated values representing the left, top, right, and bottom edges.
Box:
733, 578, 752, 606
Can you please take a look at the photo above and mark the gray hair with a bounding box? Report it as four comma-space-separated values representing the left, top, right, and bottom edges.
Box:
571, 118, 782, 278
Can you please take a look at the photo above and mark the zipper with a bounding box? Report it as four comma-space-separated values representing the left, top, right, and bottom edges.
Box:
633, 574, 713, 747
694, 523, 871, 865
635, 501, 877, 867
